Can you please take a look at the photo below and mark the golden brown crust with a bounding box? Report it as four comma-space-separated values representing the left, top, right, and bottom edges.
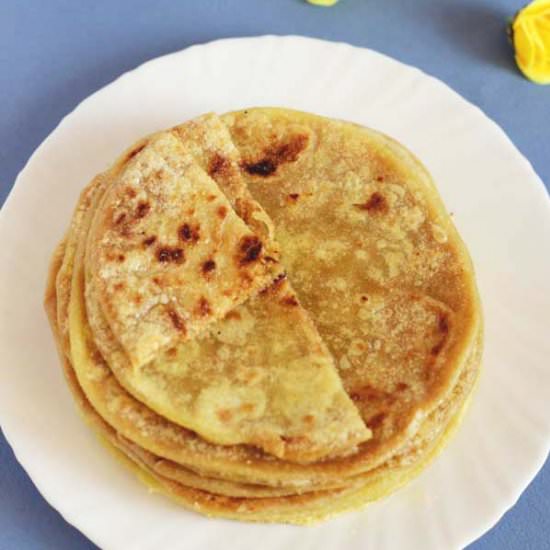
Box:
43, 108, 483, 522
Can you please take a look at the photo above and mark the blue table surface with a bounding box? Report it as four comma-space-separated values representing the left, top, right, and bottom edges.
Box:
1, 1, 548, 548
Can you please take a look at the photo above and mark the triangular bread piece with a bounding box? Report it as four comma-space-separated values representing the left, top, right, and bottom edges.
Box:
87, 132, 281, 367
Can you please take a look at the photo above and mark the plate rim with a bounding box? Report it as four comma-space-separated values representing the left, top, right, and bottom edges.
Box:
1, 34, 549, 550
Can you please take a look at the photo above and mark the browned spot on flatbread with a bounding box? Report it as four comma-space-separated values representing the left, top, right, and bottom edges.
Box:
238, 235, 263, 265
350, 384, 396, 405
431, 341, 445, 356
178, 223, 200, 244
208, 153, 231, 178
217, 205, 228, 219
288, 193, 300, 202
260, 272, 287, 295
225, 310, 241, 321
196, 296, 211, 317
280, 435, 308, 445
114, 213, 127, 226
431, 313, 450, 356
281, 294, 299, 307
425, 313, 452, 380
142, 235, 157, 247
302, 414, 315, 426
135, 201, 150, 219
270, 134, 309, 163
354, 192, 388, 213
438, 313, 449, 334
233, 198, 252, 225
202, 259, 216, 276
243, 134, 309, 177
153, 168, 165, 180
124, 142, 147, 163
217, 409, 232, 422
157, 247, 185, 264
125, 187, 137, 198
113, 212, 131, 237
90, 348, 106, 367
367, 412, 386, 429
243, 159, 276, 177
167, 308, 186, 332
165, 347, 177, 359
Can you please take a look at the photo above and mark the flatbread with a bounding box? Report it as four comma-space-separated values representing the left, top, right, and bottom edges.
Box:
77, 121, 372, 461
46, 244, 482, 521
45, 108, 483, 521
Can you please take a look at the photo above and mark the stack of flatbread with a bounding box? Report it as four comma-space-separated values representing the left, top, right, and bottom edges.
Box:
45, 108, 482, 524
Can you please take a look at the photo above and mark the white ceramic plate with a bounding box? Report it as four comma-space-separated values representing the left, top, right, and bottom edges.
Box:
1, 36, 549, 550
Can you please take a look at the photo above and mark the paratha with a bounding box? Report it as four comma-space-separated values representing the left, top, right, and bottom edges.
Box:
46, 244, 482, 521
45, 108, 483, 522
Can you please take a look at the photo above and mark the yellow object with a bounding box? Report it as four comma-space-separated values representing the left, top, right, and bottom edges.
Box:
307, 0, 339, 6
512, 0, 550, 84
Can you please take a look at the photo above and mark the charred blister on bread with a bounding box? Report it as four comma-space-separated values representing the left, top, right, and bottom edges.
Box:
238, 236, 263, 265
178, 223, 200, 244
157, 246, 185, 264
242, 134, 309, 177
354, 192, 388, 214
201, 259, 217, 277
166, 307, 186, 332
208, 153, 232, 179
